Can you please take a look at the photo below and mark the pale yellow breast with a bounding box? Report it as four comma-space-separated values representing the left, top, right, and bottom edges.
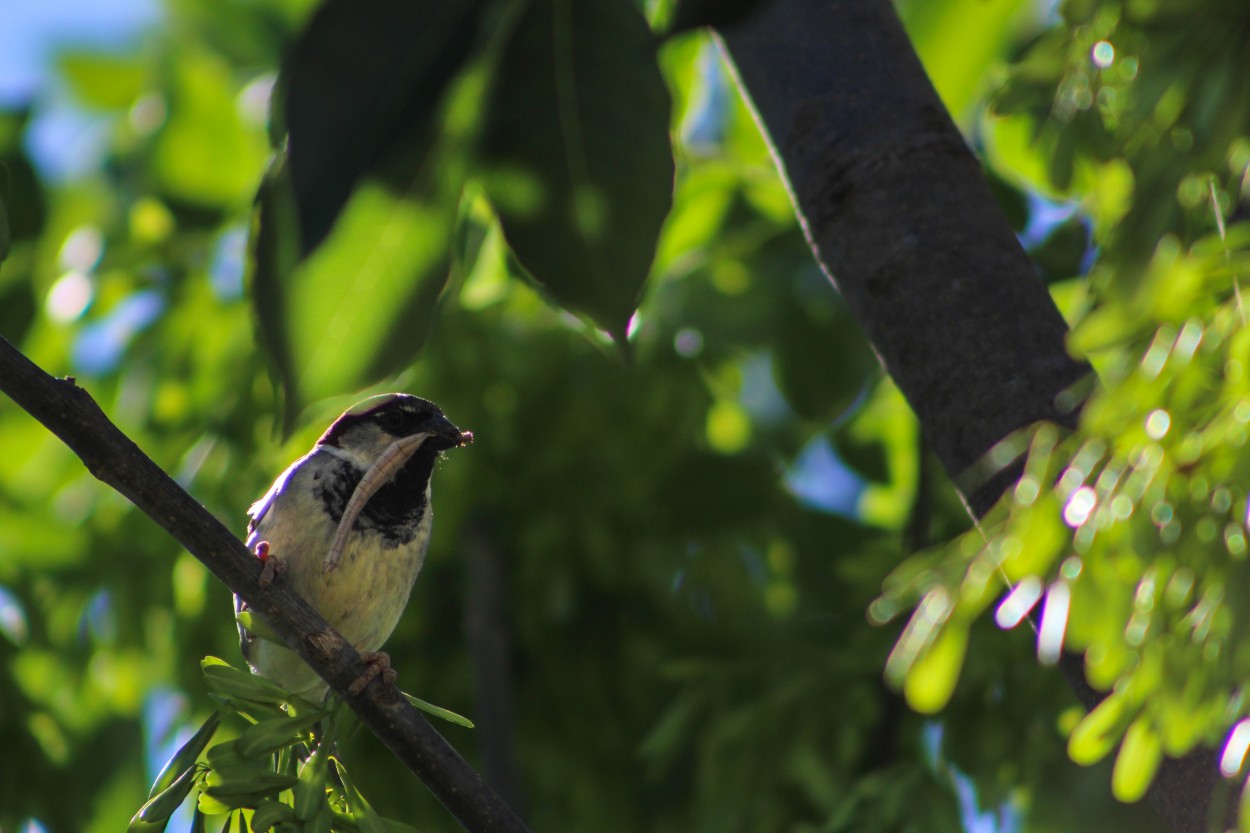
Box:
245, 460, 432, 699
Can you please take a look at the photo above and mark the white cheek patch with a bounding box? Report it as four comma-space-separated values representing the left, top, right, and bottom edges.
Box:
323, 431, 432, 572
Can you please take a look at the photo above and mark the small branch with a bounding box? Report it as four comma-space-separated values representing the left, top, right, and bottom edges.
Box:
0, 335, 529, 833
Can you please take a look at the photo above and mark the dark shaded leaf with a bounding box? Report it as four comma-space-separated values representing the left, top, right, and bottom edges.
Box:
0, 111, 48, 242
654, 452, 776, 534
249, 800, 295, 832
481, 0, 674, 337
666, 0, 772, 36
248, 159, 304, 423
1030, 215, 1092, 283
284, 0, 482, 253
772, 273, 876, 421
0, 190, 8, 265
984, 168, 1029, 233
332, 758, 388, 833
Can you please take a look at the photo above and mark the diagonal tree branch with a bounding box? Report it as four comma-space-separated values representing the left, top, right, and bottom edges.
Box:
0, 335, 529, 833
716, 1, 1224, 831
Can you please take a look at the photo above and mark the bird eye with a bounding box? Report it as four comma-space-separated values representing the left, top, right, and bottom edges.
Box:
376, 411, 408, 434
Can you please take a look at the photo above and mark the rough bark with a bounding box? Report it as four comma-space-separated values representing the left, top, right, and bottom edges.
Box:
717, 1, 1222, 830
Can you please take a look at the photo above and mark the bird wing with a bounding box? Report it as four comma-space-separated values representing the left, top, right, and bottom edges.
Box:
246, 454, 305, 541
237, 454, 306, 661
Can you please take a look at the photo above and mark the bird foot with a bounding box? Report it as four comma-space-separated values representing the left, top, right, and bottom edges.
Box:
347, 651, 397, 696
254, 540, 285, 588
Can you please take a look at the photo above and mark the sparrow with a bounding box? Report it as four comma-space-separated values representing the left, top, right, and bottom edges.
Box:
235, 393, 472, 701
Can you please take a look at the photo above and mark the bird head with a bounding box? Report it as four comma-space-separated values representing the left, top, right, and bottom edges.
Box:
314, 394, 472, 572
317, 393, 472, 466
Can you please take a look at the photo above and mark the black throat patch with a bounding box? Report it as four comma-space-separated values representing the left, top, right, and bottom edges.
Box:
312, 448, 436, 548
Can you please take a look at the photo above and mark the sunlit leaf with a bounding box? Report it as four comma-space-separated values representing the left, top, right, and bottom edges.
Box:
235, 711, 323, 757
150, 49, 268, 208
201, 656, 290, 705
1069, 692, 1129, 766
1111, 715, 1162, 802
401, 692, 475, 728
59, 53, 147, 110
900, 0, 1033, 122
293, 741, 329, 821
902, 621, 968, 714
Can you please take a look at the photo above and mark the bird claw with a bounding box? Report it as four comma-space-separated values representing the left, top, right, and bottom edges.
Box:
347, 651, 397, 696
254, 540, 285, 588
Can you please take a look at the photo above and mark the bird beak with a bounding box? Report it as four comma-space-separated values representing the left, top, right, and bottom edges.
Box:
425, 413, 473, 451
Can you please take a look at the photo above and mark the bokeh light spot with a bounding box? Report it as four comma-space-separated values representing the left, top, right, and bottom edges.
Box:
45, 270, 93, 322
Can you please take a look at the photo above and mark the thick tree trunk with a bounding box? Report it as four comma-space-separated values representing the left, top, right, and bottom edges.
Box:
716, 1, 1221, 830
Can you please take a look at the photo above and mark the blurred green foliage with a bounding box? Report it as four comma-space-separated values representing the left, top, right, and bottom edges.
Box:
1, 0, 1243, 832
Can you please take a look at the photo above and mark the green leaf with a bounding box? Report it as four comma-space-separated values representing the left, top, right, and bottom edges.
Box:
201, 656, 291, 706
235, 610, 283, 646
235, 711, 324, 758
1111, 715, 1162, 802
665, 0, 772, 35
1069, 692, 1129, 766
480, 0, 674, 337
203, 768, 297, 798
129, 761, 199, 831
0, 189, 9, 265
305, 802, 334, 833
903, 621, 968, 714
333, 758, 389, 833
150, 48, 267, 207
251, 167, 459, 424
196, 790, 240, 816
1239, 774, 1250, 833
59, 53, 147, 110
249, 799, 296, 832
282, 0, 482, 253
900, 0, 1033, 122
293, 742, 329, 821
1030, 215, 1092, 284
771, 279, 875, 421
249, 159, 304, 421
146, 712, 221, 801
402, 692, 475, 728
